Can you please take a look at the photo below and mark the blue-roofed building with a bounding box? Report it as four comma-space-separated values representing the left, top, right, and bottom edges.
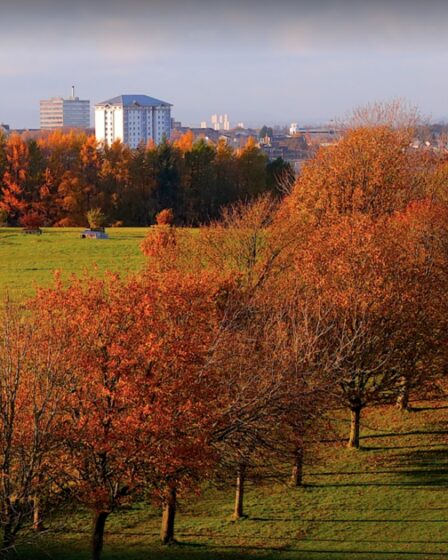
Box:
95, 94, 173, 148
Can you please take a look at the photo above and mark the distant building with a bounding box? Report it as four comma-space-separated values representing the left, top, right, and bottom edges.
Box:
0, 123, 10, 136
289, 123, 299, 135
210, 113, 230, 131
95, 94, 172, 148
40, 87, 90, 129
171, 126, 222, 144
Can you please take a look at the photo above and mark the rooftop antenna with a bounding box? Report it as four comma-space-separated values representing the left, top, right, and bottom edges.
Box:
71, 85, 75, 99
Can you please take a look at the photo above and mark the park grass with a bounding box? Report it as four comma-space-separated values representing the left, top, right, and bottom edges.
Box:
3, 228, 448, 558
15, 400, 448, 560
0, 227, 150, 300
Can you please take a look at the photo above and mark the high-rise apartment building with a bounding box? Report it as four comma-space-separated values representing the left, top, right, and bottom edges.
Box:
95, 94, 172, 148
289, 123, 299, 135
210, 113, 230, 131
40, 87, 90, 129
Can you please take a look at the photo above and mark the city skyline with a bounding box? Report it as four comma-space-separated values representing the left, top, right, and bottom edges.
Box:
2, 0, 448, 128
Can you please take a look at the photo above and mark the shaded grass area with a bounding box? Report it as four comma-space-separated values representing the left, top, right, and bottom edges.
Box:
0, 227, 149, 300
15, 401, 448, 559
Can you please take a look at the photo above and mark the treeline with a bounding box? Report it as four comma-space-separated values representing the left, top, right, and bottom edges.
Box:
0, 130, 293, 227
1, 122, 448, 559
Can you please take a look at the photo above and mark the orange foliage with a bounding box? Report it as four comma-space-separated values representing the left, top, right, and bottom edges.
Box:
28, 271, 224, 557
174, 130, 194, 152
156, 208, 174, 225
284, 126, 425, 222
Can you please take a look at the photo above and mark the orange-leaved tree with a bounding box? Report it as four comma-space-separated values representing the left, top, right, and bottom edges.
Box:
289, 207, 448, 448
0, 298, 73, 549
283, 125, 426, 224
31, 270, 225, 558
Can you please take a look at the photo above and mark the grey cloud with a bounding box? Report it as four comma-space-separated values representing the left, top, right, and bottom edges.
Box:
1, 0, 448, 127
2, 0, 448, 52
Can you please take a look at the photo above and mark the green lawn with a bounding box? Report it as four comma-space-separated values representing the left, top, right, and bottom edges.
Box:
15, 401, 448, 559
2, 228, 448, 559
0, 228, 149, 300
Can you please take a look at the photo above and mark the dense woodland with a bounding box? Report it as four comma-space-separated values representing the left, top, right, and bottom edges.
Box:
0, 130, 293, 227
1, 115, 448, 560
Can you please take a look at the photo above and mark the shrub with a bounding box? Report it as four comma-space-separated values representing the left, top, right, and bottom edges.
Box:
86, 208, 107, 230
155, 208, 174, 226
20, 212, 44, 229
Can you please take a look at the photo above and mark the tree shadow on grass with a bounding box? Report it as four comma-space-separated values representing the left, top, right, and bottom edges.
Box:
388, 448, 448, 487
21, 543, 448, 560
307, 467, 448, 477
307, 481, 448, 488
363, 443, 448, 451
360, 429, 448, 440
412, 405, 448, 412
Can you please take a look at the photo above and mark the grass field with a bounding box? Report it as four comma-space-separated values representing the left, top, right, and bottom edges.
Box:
0, 228, 149, 299
2, 228, 448, 559
14, 401, 448, 560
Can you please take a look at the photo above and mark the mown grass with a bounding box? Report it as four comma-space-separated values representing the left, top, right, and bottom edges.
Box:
15, 401, 448, 560
3, 228, 448, 558
0, 228, 149, 300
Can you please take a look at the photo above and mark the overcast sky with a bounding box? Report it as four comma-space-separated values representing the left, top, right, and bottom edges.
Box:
1, 0, 448, 128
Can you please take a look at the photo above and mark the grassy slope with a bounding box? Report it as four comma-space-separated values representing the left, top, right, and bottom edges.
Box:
17, 401, 448, 560
0, 228, 148, 300
2, 229, 447, 559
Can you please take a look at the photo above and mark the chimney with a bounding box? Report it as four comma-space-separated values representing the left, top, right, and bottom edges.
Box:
71, 85, 75, 99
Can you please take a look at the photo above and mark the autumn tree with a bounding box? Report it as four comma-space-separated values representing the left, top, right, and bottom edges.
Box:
210, 301, 308, 518
214, 139, 238, 210
34, 276, 156, 560
116, 142, 157, 225
273, 288, 338, 486
345, 99, 421, 131
174, 130, 194, 153
236, 137, 267, 198
266, 157, 295, 196
386, 201, 448, 410
137, 271, 224, 544
0, 131, 279, 226
280, 117, 448, 441
284, 125, 426, 223
151, 195, 310, 516
287, 210, 448, 448
86, 208, 107, 229
0, 134, 29, 224
0, 299, 72, 549
80, 136, 102, 211
181, 139, 216, 224
31, 271, 226, 558
154, 139, 182, 219
140, 209, 178, 271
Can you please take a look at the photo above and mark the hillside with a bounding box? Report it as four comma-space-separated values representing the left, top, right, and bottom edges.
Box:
17, 400, 448, 560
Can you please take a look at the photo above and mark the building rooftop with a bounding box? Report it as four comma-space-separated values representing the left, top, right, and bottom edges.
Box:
96, 94, 172, 108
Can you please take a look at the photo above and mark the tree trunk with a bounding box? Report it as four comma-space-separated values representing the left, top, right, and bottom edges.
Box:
33, 496, 44, 532
160, 487, 176, 545
92, 511, 109, 560
232, 463, 246, 520
348, 406, 361, 449
3, 499, 16, 551
290, 446, 304, 487
396, 376, 410, 411
3, 524, 14, 551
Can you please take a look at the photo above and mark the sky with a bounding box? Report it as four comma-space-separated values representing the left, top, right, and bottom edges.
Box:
1, 0, 448, 128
